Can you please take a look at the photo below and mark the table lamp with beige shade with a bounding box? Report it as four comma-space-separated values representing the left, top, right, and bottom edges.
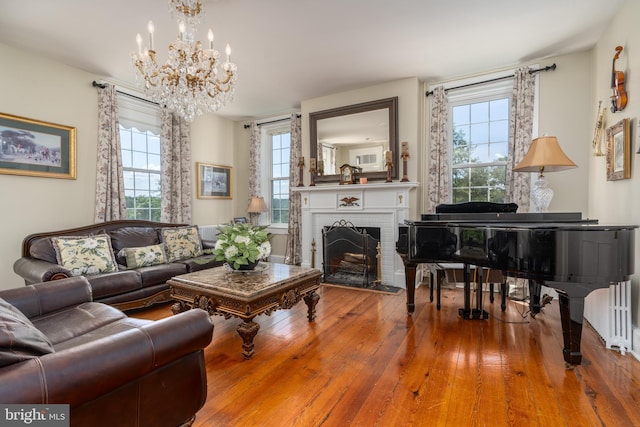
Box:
513, 135, 577, 212
247, 196, 268, 224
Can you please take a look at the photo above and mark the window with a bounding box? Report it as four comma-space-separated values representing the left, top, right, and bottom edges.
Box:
118, 94, 162, 221
120, 125, 161, 220
449, 81, 511, 203
269, 130, 290, 225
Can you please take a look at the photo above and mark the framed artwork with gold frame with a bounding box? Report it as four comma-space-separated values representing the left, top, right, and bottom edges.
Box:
197, 162, 232, 199
0, 112, 76, 179
606, 117, 631, 181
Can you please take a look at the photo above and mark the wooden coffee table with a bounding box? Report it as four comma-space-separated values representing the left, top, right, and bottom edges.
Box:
168, 262, 321, 359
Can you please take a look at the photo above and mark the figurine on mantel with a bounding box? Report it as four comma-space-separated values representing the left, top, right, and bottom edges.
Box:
384, 149, 393, 182
297, 156, 305, 187
309, 158, 316, 186
401, 141, 410, 182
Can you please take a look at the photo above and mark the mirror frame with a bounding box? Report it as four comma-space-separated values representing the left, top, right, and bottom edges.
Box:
310, 96, 398, 183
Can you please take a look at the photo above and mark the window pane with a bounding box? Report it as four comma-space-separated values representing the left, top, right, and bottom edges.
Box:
148, 154, 161, 171
132, 131, 147, 152
490, 120, 508, 142
452, 105, 469, 125
470, 123, 488, 145
489, 142, 508, 162
490, 99, 509, 120
453, 188, 469, 203
148, 134, 160, 154
132, 151, 147, 169
470, 102, 488, 123
471, 143, 489, 163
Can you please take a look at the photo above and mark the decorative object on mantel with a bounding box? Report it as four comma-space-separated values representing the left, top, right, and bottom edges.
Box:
213, 223, 271, 270
592, 101, 606, 156
309, 157, 316, 186
513, 135, 577, 212
317, 159, 324, 176
131, 0, 237, 122
400, 141, 410, 182
339, 164, 361, 185
297, 156, 305, 187
606, 117, 631, 181
609, 46, 628, 113
384, 149, 393, 182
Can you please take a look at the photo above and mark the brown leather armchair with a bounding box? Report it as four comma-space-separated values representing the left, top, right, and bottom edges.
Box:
0, 276, 213, 427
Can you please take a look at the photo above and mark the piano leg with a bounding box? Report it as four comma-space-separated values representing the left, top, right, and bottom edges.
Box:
529, 280, 542, 316
554, 286, 591, 366
404, 261, 417, 315
500, 281, 507, 311
429, 271, 434, 303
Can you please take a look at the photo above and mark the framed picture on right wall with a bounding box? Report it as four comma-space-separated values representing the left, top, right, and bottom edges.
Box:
606, 117, 631, 181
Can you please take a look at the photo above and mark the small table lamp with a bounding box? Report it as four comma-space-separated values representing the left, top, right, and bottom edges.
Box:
247, 196, 267, 224
513, 136, 577, 212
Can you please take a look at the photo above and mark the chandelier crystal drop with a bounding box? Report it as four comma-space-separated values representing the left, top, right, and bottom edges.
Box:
131, 0, 237, 122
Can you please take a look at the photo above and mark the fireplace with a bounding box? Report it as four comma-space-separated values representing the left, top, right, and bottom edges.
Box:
291, 181, 418, 288
322, 220, 380, 286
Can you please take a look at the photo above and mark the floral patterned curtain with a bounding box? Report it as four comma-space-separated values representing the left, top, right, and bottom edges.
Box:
427, 85, 450, 213
285, 114, 302, 265
160, 109, 192, 224
505, 66, 535, 212
248, 122, 261, 224
94, 83, 126, 222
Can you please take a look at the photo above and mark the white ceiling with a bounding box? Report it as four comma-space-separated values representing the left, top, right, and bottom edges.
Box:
0, 0, 623, 121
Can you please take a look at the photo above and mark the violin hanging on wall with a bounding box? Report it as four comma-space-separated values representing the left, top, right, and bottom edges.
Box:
610, 46, 628, 113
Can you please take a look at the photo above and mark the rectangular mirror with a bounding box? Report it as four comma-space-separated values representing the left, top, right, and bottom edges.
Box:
310, 97, 398, 183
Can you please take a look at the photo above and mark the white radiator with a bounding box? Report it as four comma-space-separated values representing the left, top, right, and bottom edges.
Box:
198, 224, 219, 241
608, 281, 632, 354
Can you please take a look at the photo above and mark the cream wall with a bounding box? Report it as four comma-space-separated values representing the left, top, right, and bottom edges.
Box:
586, 0, 640, 350
0, 42, 238, 290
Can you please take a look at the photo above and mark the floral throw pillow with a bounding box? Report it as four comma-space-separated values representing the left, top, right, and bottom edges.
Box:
121, 244, 167, 269
161, 226, 203, 262
52, 234, 118, 276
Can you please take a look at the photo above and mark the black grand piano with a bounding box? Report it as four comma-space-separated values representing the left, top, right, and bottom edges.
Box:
396, 210, 636, 366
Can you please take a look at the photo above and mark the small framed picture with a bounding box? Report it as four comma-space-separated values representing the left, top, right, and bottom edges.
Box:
197, 162, 232, 199
0, 112, 76, 179
606, 118, 631, 181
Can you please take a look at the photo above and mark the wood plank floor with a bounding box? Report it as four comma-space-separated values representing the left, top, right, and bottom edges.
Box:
132, 285, 640, 426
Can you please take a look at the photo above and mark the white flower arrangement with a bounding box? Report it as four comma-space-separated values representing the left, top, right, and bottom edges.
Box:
213, 223, 271, 269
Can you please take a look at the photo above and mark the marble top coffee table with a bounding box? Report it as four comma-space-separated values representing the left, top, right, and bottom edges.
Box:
168, 262, 321, 359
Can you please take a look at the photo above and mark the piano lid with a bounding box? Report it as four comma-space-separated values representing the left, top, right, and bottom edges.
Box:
418, 212, 591, 223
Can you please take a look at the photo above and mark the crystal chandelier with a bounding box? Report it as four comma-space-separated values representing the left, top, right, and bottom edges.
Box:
132, 0, 237, 122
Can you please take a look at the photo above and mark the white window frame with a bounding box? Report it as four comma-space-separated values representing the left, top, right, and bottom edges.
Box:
117, 93, 162, 221
430, 68, 540, 201
448, 80, 512, 203
259, 119, 291, 234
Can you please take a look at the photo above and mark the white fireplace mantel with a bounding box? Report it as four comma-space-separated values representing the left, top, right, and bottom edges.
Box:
291, 181, 418, 288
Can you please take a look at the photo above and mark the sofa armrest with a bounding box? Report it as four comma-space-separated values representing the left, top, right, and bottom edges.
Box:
0, 277, 93, 319
13, 257, 73, 284
0, 308, 214, 405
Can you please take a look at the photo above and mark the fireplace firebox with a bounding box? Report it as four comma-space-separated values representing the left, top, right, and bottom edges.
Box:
322, 220, 380, 287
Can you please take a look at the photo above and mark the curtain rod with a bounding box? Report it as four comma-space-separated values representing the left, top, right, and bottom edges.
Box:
92, 81, 159, 106
425, 63, 556, 97
243, 115, 301, 129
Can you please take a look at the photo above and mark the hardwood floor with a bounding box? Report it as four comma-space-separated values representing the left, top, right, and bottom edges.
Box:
132, 285, 640, 426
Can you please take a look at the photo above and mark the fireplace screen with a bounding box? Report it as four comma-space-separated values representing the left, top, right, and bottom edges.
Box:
322, 220, 380, 286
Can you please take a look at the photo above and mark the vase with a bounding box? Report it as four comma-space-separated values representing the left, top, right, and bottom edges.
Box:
231, 260, 259, 271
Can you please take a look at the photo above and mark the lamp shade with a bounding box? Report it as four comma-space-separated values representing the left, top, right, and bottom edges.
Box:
513, 136, 577, 173
247, 196, 267, 213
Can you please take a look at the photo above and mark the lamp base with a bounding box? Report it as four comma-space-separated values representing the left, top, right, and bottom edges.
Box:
531, 174, 553, 212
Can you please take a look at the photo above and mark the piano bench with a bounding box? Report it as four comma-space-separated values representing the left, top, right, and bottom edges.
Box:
427, 263, 507, 312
